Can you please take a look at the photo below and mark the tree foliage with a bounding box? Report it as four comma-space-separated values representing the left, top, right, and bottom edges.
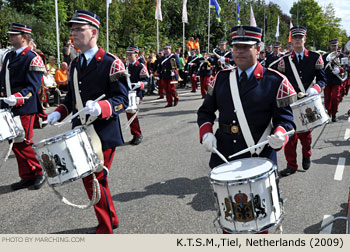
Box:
0, 0, 348, 60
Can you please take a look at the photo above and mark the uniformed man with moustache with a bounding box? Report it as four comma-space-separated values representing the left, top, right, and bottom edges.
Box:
126, 45, 149, 145
323, 39, 346, 122
265, 41, 282, 70
276, 26, 327, 176
0, 23, 46, 190
47, 10, 129, 234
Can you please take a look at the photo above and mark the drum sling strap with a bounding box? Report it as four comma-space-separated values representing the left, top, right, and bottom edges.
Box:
229, 69, 271, 155
288, 55, 306, 94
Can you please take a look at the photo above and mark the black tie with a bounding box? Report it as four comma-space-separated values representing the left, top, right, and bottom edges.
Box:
81, 54, 87, 72
298, 54, 302, 64
240, 71, 248, 89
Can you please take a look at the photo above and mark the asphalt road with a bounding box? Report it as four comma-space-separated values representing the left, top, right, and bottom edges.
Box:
0, 86, 349, 234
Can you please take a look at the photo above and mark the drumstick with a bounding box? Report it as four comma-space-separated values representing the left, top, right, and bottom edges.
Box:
0, 97, 30, 100
124, 110, 139, 130
57, 94, 106, 127
228, 129, 295, 159
213, 147, 230, 164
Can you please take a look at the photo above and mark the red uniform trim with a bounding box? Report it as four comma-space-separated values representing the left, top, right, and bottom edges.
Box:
21, 46, 31, 56
95, 47, 105, 62
98, 100, 112, 119
55, 104, 69, 121
253, 62, 264, 79
13, 92, 24, 106
312, 84, 321, 93
199, 122, 213, 143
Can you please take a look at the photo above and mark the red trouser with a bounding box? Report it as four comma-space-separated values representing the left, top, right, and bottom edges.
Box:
200, 76, 210, 98
190, 73, 197, 91
324, 84, 341, 116
163, 79, 179, 106
284, 131, 312, 170
126, 112, 141, 137
82, 148, 118, 234
12, 114, 43, 180
158, 79, 165, 98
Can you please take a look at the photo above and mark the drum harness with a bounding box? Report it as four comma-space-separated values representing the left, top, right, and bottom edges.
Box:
229, 69, 272, 156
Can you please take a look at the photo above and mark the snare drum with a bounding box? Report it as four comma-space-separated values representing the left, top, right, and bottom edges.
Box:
33, 126, 103, 186
126, 90, 138, 113
290, 95, 329, 133
209, 157, 283, 234
0, 109, 21, 142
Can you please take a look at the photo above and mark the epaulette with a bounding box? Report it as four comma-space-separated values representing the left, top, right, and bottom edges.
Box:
314, 51, 324, 70
277, 53, 291, 73
139, 63, 149, 78
108, 52, 128, 82
268, 68, 297, 107
29, 51, 45, 72
207, 67, 233, 96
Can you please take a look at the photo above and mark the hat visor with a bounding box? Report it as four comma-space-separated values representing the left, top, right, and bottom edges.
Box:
231, 40, 258, 45
292, 33, 305, 37
126, 50, 138, 53
68, 19, 90, 26
7, 31, 23, 35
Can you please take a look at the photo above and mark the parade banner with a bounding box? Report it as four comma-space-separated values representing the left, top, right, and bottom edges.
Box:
182, 0, 188, 23
237, 0, 241, 25
250, 5, 256, 27
275, 16, 280, 41
155, 0, 162, 21
210, 0, 221, 22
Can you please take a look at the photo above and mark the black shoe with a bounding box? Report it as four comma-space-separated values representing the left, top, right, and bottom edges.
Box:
131, 135, 143, 145
11, 179, 35, 191
165, 104, 172, 107
157, 97, 164, 99
332, 115, 337, 122
279, 167, 296, 177
31, 175, 46, 190
174, 99, 178, 106
302, 157, 311, 170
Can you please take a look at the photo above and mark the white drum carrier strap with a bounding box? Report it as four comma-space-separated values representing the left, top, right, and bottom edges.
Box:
73, 68, 86, 124
288, 55, 305, 93
5, 59, 11, 96
229, 70, 271, 155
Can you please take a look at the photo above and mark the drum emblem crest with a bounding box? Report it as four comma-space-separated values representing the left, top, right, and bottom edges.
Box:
301, 106, 320, 125
223, 191, 267, 222
41, 153, 68, 177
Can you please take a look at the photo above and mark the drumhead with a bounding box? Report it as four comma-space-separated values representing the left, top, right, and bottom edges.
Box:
33, 127, 85, 148
210, 157, 274, 182
290, 95, 319, 107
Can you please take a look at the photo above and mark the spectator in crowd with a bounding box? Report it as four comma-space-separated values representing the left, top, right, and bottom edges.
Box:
46, 56, 57, 76
63, 38, 79, 65
193, 38, 200, 51
186, 37, 194, 50
178, 52, 186, 88
53, 62, 68, 106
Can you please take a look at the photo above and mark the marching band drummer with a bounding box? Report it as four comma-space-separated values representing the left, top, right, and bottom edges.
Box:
323, 39, 345, 122
197, 25, 296, 187
126, 45, 149, 145
0, 23, 46, 190
276, 26, 326, 176
46, 10, 129, 234
212, 40, 234, 75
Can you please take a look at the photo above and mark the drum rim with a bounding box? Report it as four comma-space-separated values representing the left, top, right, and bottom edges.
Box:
46, 169, 94, 187
209, 157, 276, 184
294, 117, 330, 133
290, 94, 320, 108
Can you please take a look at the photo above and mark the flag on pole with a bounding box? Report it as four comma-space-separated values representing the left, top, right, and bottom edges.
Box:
107, 0, 112, 4
250, 5, 256, 27
288, 20, 293, 42
155, 0, 163, 21
264, 14, 267, 33
237, 0, 241, 25
275, 16, 279, 41
182, 0, 188, 23
210, 0, 221, 22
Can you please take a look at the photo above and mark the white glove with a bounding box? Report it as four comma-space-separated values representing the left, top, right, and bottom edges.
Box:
84, 100, 102, 117
219, 57, 226, 65
202, 132, 217, 153
3, 95, 17, 106
267, 131, 285, 149
332, 67, 340, 75
47, 111, 61, 125
306, 87, 319, 96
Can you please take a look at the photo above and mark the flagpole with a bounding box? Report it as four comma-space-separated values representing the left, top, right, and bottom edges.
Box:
207, 0, 210, 54
54, 0, 60, 67
106, 1, 109, 52
157, 19, 159, 53
183, 22, 185, 53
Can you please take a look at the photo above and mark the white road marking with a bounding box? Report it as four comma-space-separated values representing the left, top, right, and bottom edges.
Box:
320, 215, 334, 234
344, 129, 350, 140
334, 158, 345, 181
348, 117, 350, 122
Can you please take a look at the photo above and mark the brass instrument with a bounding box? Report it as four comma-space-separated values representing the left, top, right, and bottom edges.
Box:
325, 51, 348, 82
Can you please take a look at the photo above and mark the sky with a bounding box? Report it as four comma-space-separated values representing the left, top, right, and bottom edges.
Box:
270, 0, 350, 35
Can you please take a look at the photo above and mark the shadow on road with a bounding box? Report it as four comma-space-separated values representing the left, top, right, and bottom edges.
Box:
51, 227, 95, 234
112, 176, 216, 212
303, 203, 348, 234
0, 185, 13, 195
312, 150, 350, 165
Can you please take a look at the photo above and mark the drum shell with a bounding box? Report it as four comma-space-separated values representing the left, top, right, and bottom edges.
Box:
290, 95, 329, 133
126, 91, 138, 113
0, 109, 21, 142
210, 158, 282, 233
33, 126, 102, 186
